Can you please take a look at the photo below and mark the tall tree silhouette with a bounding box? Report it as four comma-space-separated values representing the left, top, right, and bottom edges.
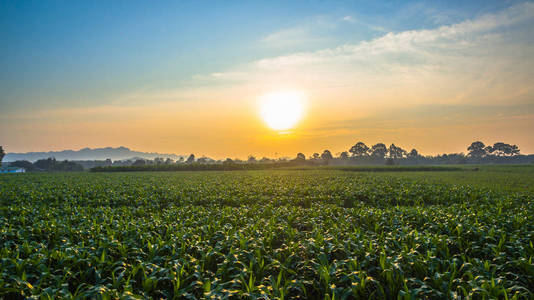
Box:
0, 146, 4, 164
467, 141, 486, 157
388, 144, 406, 159
492, 142, 520, 156
349, 142, 369, 157
186, 154, 195, 164
321, 150, 333, 160
370, 143, 388, 158
295, 153, 306, 162
407, 149, 419, 158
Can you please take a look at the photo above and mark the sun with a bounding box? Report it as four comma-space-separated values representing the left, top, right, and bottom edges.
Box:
259, 91, 305, 131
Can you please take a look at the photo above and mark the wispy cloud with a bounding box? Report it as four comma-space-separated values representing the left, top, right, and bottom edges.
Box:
261, 26, 322, 46
260, 17, 337, 48
341, 15, 387, 32
261, 14, 388, 49
341, 15, 356, 23
198, 2, 534, 108
258, 2, 534, 67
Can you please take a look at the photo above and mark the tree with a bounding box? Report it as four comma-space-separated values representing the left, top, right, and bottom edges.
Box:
370, 143, 387, 158
56, 160, 84, 171
312, 153, 320, 160
492, 142, 520, 156
34, 158, 56, 170
165, 158, 174, 165
0, 146, 4, 164
33, 158, 83, 171
132, 159, 146, 166
388, 144, 406, 159
197, 157, 208, 164
339, 151, 349, 160
9, 160, 34, 171
259, 157, 273, 163
186, 154, 195, 164
407, 149, 419, 158
511, 144, 520, 156
321, 150, 333, 160
484, 145, 494, 155
349, 142, 369, 157
492, 142, 507, 156
154, 157, 165, 165
467, 141, 486, 157
247, 156, 257, 163
295, 153, 306, 162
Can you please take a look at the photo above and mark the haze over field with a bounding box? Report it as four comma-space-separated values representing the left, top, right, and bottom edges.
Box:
1, 1, 533, 158
2, 147, 183, 162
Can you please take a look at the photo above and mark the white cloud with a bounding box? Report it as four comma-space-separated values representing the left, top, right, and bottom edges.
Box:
195, 2, 534, 108
258, 2, 534, 67
342, 16, 356, 23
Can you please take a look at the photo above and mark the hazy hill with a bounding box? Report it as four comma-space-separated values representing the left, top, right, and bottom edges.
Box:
3, 147, 183, 162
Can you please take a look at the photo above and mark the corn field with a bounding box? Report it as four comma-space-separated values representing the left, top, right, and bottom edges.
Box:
1, 169, 533, 299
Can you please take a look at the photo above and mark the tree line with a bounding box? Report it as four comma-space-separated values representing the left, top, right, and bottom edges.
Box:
4, 157, 83, 172
124, 140, 524, 166
1, 140, 531, 172
92, 140, 530, 171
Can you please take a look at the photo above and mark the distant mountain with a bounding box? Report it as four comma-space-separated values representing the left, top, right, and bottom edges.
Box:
3, 147, 184, 162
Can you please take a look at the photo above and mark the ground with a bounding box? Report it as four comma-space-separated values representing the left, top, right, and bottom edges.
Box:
0, 165, 533, 299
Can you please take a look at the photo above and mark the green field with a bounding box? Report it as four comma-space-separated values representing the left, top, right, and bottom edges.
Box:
1, 166, 533, 299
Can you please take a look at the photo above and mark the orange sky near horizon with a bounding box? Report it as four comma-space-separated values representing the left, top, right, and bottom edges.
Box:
2, 91, 533, 158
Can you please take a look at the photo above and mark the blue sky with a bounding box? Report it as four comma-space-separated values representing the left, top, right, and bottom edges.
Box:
1, 0, 523, 111
1, 1, 533, 156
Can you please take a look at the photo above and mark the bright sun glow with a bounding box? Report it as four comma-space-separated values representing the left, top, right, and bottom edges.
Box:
260, 91, 305, 131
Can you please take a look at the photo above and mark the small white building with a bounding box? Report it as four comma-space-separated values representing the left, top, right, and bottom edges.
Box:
0, 167, 26, 174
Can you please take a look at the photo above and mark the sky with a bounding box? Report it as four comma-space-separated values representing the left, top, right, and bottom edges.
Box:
1, 0, 533, 158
